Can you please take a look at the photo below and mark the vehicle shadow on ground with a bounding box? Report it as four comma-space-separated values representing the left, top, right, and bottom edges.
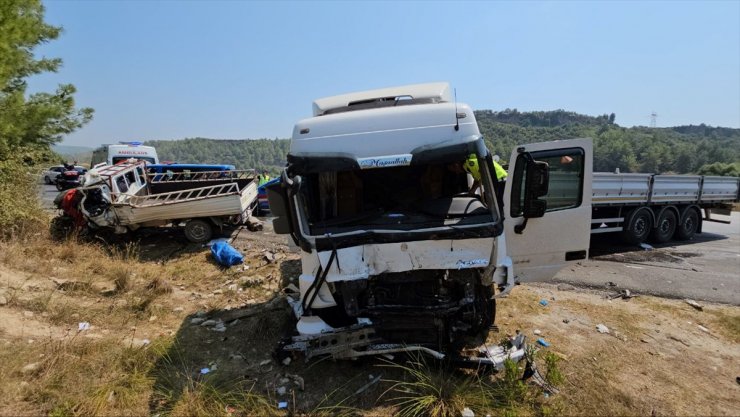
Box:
147, 258, 394, 415
589, 231, 728, 258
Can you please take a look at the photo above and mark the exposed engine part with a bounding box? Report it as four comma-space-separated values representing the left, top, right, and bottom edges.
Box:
319, 269, 495, 352
280, 324, 526, 371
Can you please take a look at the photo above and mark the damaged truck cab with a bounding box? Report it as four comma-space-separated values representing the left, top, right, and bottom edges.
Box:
268, 83, 592, 361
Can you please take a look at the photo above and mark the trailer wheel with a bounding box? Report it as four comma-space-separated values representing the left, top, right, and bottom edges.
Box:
621, 209, 652, 245
650, 209, 677, 244
184, 219, 213, 243
675, 208, 699, 241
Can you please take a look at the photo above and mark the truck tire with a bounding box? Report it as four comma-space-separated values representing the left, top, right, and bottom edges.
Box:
184, 219, 213, 243
650, 209, 677, 244
675, 208, 699, 241
621, 208, 651, 245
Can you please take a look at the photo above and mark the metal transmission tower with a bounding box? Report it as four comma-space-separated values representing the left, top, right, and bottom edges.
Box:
650, 112, 658, 128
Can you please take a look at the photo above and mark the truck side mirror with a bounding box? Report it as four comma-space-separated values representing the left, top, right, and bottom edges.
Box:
514, 158, 549, 234
523, 160, 549, 218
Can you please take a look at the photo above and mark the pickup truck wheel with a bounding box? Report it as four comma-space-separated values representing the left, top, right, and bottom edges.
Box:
621, 209, 651, 245
650, 210, 677, 244
675, 209, 699, 240
184, 219, 213, 243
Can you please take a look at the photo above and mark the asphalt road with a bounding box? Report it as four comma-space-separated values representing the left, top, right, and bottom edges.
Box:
39, 182, 60, 210
552, 211, 740, 305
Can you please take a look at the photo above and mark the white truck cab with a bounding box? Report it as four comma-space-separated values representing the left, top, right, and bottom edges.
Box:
268, 83, 591, 362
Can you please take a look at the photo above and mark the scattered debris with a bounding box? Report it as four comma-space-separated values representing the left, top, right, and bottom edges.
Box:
200, 319, 217, 327
0, 295, 7, 306
354, 374, 382, 395
200, 368, 210, 374
277, 401, 288, 409
461, 407, 475, 417
668, 335, 690, 347
533, 329, 542, 336
562, 319, 570, 324
286, 373, 305, 391
611, 289, 638, 300
276, 386, 287, 396
190, 317, 205, 325
639, 242, 654, 251
21, 362, 40, 375
245, 217, 263, 231
684, 299, 704, 311
263, 251, 277, 263
596, 324, 609, 334
536, 338, 550, 347
259, 359, 272, 367
640, 338, 650, 343
78, 322, 91, 331
539, 299, 549, 307
282, 357, 292, 366
173, 307, 184, 313
607, 281, 618, 287
697, 325, 711, 334
211, 322, 227, 332
211, 241, 244, 266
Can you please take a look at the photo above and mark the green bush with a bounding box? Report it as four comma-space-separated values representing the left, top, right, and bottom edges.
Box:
0, 155, 48, 240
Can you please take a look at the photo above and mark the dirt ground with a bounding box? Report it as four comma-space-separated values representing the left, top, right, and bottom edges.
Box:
0, 224, 739, 416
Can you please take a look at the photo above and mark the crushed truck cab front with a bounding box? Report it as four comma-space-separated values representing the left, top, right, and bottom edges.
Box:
268, 83, 591, 363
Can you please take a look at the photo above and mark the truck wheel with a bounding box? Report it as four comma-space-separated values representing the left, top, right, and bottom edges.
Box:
184, 219, 213, 243
650, 210, 677, 244
675, 209, 699, 241
621, 209, 651, 245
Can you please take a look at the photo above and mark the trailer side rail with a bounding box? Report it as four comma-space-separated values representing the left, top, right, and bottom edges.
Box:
147, 169, 256, 183
124, 183, 240, 207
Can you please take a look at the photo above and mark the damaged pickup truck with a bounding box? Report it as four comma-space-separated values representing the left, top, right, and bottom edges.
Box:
268, 82, 593, 366
54, 161, 259, 243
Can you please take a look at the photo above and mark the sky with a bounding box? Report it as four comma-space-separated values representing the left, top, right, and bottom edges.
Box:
29, 0, 740, 147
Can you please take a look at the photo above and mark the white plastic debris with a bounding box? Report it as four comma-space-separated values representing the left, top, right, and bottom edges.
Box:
277, 401, 288, 409
533, 329, 542, 336
276, 386, 287, 396
200, 368, 210, 374
698, 325, 710, 334
462, 407, 475, 417
639, 243, 653, 251
684, 299, 704, 311
78, 322, 91, 331
596, 324, 610, 334
282, 357, 292, 366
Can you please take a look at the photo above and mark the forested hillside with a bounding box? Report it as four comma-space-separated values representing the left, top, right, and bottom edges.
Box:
145, 138, 289, 173
475, 109, 740, 175
143, 109, 740, 176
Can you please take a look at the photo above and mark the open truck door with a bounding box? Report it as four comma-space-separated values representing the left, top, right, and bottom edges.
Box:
503, 138, 593, 282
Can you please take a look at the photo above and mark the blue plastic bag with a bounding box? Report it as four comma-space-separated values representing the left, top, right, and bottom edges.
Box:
210, 241, 244, 266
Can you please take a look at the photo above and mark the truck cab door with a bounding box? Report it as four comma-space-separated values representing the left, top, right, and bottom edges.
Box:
503, 138, 593, 282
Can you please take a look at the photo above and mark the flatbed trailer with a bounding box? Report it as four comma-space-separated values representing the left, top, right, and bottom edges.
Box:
588, 173, 739, 243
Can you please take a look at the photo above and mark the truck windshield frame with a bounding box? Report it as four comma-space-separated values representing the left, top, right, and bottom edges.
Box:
289, 152, 503, 250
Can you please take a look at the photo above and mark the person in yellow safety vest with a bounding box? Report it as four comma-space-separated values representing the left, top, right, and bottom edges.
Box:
462, 153, 507, 201
258, 170, 271, 186
463, 153, 507, 181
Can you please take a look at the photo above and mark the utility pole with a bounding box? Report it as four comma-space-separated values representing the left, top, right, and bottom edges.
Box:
650, 111, 658, 128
